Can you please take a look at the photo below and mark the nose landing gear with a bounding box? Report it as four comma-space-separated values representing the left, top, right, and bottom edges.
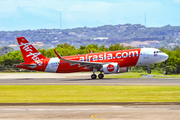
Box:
147, 70, 151, 74
147, 65, 151, 74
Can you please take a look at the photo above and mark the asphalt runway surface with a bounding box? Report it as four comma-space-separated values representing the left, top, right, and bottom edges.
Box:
0, 73, 180, 120
0, 73, 180, 85
1, 77, 180, 85
0, 105, 180, 120
0, 73, 180, 86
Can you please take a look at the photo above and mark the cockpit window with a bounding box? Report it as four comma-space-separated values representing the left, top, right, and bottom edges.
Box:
154, 51, 162, 53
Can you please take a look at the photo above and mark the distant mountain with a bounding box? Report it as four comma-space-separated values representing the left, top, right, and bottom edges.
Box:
0, 46, 14, 56
0, 24, 180, 50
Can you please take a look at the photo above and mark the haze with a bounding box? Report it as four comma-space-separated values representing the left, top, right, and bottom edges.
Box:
0, 0, 180, 31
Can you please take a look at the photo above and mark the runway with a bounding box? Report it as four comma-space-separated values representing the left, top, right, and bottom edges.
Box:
0, 73, 180, 120
1, 78, 180, 85
0, 105, 180, 120
0, 73, 180, 85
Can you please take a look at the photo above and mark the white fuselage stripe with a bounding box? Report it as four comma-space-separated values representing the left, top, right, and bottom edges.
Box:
44, 58, 59, 73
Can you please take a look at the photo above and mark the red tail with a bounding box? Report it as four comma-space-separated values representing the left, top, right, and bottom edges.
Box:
17, 37, 46, 63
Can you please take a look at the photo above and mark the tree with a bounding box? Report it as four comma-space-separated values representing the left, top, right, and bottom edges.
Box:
109, 44, 125, 51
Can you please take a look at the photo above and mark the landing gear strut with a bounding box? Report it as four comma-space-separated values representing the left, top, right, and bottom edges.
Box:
147, 65, 151, 74
91, 68, 104, 79
91, 67, 97, 79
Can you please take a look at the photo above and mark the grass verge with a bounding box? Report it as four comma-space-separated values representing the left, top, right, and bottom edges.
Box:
0, 85, 180, 103
105, 72, 180, 78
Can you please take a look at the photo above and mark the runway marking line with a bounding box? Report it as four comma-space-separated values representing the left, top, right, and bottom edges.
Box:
91, 113, 105, 120
91, 112, 119, 120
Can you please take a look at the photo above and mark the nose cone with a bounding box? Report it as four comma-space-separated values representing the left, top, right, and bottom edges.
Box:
161, 53, 169, 61
164, 53, 169, 60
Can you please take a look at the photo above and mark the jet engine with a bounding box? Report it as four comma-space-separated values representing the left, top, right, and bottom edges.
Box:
102, 63, 119, 74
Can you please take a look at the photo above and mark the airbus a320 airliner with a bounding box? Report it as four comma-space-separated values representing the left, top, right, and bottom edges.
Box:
16, 37, 168, 79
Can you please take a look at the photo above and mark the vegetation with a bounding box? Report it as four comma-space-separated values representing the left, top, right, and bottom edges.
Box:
105, 72, 180, 78
0, 43, 134, 71
0, 43, 180, 74
105, 72, 160, 78
0, 85, 180, 103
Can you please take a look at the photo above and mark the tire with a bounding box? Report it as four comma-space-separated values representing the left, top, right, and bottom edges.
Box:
98, 74, 104, 79
147, 70, 151, 74
91, 74, 97, 79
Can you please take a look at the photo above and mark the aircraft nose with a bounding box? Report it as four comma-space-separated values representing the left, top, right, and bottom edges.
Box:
162, 53, 169, 61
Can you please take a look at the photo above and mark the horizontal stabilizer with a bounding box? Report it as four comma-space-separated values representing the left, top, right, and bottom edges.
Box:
15, 63, 37, 68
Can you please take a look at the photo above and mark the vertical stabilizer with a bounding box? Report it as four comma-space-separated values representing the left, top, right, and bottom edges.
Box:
17, 37, 46, 63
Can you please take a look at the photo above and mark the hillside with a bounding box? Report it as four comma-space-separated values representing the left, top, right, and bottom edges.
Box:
0, 24, 180, 50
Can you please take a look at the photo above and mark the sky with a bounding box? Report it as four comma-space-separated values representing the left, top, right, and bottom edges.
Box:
0, 0, 180, 31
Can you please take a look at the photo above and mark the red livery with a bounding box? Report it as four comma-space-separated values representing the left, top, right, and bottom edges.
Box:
16, 37, 168, 79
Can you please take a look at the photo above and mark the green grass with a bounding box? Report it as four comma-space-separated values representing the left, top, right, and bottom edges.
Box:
105, 72, 144, 78
164, 74, 180, 78
105, 72, 180, 78
0, 85, 180, 103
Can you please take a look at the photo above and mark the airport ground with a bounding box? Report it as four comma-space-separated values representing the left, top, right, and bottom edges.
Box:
0, 73, 180, 120
0, 105, 180, 120
0, 73, 180, 86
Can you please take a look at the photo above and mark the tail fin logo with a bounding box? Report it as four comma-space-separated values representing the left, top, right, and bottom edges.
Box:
20, 42, 42, 63
19, 43, 32, 52
17, 37, 46, 66
26, 52, 41, 61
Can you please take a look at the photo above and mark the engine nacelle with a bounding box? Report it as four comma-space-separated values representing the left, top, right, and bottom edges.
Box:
103, 63, 119, 74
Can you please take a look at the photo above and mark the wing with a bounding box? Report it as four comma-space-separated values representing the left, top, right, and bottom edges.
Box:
54, 50, 109, 69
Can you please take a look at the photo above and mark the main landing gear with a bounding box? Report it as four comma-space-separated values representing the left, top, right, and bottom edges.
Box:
98, 73, 104, 79
147, 65, 151, 74
91, 74, 97, 79
91, 68, 104, 79
91, 73, 104, 79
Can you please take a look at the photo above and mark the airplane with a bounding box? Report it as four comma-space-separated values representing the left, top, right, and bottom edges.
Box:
16, 37, 169, 79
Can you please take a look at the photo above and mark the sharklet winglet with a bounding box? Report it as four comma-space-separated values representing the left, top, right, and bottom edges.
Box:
54, 50, 63, 59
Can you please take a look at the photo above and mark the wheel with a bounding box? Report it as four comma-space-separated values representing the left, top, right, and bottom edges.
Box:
98, 74, 104, 79
147, 70, 151, 74
91, 74, 97, 79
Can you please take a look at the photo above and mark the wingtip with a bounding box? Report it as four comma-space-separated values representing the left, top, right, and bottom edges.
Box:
54, 50, 62, 59
89, 49, 93, 53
